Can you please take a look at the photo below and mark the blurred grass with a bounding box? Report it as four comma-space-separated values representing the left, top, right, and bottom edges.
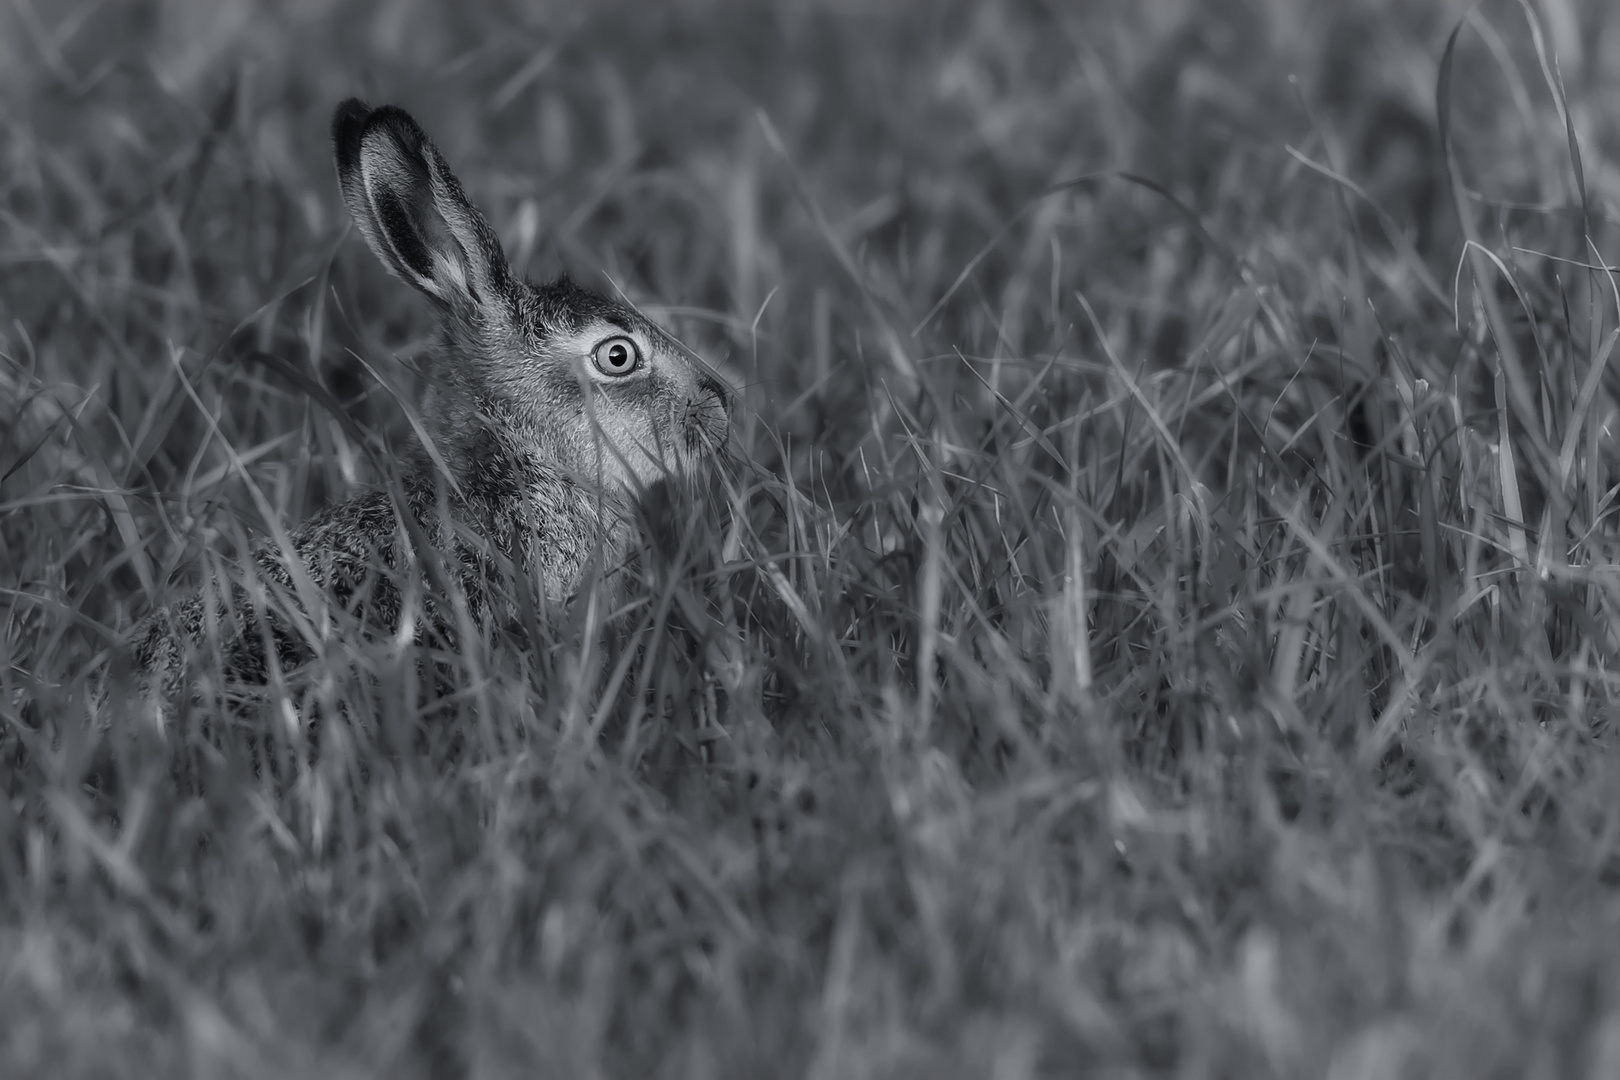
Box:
4, 0, 1620, 1076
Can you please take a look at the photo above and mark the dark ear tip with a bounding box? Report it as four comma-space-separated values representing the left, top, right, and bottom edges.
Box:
365, 105, 429, 152
334, 97, 372, 128
332, 98, 373, 173
332, 100, 431, 173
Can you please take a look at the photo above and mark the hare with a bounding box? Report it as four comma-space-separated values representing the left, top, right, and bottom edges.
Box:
125, 99, 732, 718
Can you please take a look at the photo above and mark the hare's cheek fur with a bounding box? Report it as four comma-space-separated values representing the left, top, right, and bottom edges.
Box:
579, 381, 707, 489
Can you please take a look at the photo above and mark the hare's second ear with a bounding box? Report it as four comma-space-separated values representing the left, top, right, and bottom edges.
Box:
332, 99, 511, 311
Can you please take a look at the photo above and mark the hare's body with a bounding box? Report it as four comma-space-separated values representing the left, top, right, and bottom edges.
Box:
125, 100, 730, 716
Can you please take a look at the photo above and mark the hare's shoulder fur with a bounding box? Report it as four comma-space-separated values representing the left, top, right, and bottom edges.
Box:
128, 430, 638, 693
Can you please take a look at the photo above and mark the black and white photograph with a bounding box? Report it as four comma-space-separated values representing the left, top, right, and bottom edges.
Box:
3, 1, 1618, 1076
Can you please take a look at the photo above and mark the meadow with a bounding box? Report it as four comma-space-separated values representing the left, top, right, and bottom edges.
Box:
3, 1, 1619, 1076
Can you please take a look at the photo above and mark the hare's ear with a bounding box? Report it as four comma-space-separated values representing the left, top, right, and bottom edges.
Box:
332, 99, 511, 312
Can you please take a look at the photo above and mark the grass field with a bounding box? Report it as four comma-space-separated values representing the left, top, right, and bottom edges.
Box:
4, 1, 1620, 1076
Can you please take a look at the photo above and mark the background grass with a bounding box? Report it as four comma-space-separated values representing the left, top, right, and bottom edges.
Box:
4, 0, 1620, 1076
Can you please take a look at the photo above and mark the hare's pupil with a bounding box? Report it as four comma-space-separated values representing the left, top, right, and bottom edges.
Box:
611, 343, 628, 367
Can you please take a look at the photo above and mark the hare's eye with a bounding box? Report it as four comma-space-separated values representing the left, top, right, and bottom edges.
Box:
592, 336, 641, 377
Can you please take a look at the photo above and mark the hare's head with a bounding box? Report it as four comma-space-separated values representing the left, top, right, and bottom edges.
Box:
332, 100, 731, 502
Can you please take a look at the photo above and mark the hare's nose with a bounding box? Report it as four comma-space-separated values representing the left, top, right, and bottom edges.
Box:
698, 370, 732, 414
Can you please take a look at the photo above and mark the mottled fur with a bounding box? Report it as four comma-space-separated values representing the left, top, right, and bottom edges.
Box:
124, 100, 731, 724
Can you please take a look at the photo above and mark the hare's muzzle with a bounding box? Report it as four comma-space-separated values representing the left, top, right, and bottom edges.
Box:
699, 371, 732, 414
686, 371, 732, 456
